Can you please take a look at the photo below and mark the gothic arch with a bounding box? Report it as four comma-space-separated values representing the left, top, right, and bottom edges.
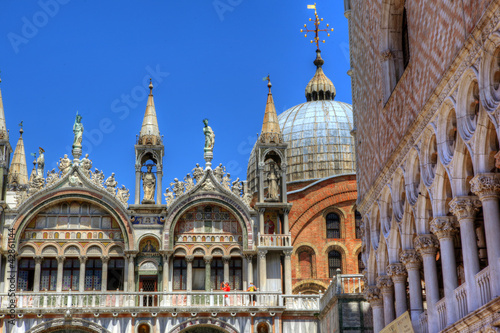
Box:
168, 317, 239, 333
295, 245, 317, 279
292, 279, 328, 294
26, 318, 111, 333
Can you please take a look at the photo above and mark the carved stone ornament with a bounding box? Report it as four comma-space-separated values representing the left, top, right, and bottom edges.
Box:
449, 196, 482, 220
386, 263, 407, 282
470, 173, 500, 199
164, 188, 175, 207
364, 285, 383, 306
258, 250, 268, 259
376, 275, 394, 292
399, 249, 422, 271
185, 255, 195, 263
192, 163, 204, 182
380, 49, 394, 61
184, 174, 195, 192
430, 216, 458, 240
68, 171, 83, 187
200, 179, 216, 192
414, 234, 440, 256
45, 168, 60, 186
90, 168, 105, 187
116, 185, 130, 205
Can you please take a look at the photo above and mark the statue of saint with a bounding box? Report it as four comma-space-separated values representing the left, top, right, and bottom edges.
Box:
73, 113, 84, 148
203, 119, 215, 151
232, 178, 242, 196
213, 163, 225, 183
105, 173, 118, 194
192, 163, 204, 182
142, 165, 156, 204
81, 153, 92, 174
36, 147, 45, 178
266, 163, 280, 201
222, 172, 231, 190
58, 154, 72, 175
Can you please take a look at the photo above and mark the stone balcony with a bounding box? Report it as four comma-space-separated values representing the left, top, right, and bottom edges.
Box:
256, 232, 292, 249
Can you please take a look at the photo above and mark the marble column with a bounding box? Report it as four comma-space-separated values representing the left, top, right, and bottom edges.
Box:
365, 285, 384, 333
78, 256, 87, 292
415, 234, 440, 333
33, 256, 43, 293
280, 167, 287, 203
222, 255, 231, 284
284, 250, 292, 295
449, 196, 482, 313
387, 263, 408, 317
101, 256, 109, 292
127, 254, 136, 292
246, 254, 254, 284
162, 253, 170, 292
134, 167, 141, 205
259, 208, 265, 235
377, 275, 395, 326
56, 256, 65, 292
283, 208, 290, 235
258, 162, 265, 202
186, 255, 194, 291
400, 249, 424, 323
258, 250, 267, 291
430, 216, 459, 325
156, 169, 162, 205
204, 255, 212, 291
471, 173, 500, 297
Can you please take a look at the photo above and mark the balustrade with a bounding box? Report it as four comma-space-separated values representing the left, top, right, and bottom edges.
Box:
454, 283, 468, 319
419, 311, 428, 333
436, 298, 447, 331
257, 233, 291, 247
475, 266, 492, 307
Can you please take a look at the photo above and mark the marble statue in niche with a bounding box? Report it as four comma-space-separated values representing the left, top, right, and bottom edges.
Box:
142, 165, 156, 204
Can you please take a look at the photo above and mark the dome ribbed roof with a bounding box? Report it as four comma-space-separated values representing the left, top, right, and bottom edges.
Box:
247, 100, 355, 193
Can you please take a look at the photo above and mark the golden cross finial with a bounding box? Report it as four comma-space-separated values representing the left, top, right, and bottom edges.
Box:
300, 4, 334, 50
263, 74, 272, 92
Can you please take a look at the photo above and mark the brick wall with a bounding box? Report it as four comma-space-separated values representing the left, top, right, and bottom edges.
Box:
350, 0, 494, 202
287, 175, 361, 292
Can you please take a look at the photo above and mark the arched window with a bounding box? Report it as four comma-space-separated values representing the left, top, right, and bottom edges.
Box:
402, 8, 410, 69
85, 258, 102, 291
62, 258, 80, 291
358, 253, 365, 273
326, 213, 341, 239
355, 211, 362, 239
17, 258, 35, 291
328, 250, 342, 277
299, 251, 313, 279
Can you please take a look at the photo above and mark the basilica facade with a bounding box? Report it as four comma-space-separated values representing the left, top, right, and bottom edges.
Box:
0, 24, 368, 333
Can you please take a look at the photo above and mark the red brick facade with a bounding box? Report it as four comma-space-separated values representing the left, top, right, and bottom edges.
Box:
349, 0, 494, 202
287, 175, 361, 293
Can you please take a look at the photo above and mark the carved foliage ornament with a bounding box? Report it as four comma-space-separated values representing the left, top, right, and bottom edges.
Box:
414, 234, 440, 256
449, 196, 481, 220
399, 249, 421, 270
386, 263, 407, 279
470, 173, 500, 198
430, 216, 458, 239
364, 285, 382, 305
376, 275, 394, 291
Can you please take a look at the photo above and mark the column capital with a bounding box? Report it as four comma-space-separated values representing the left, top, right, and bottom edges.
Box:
56, 255, 65, 264
185, 255, 195, 263
470, 173, 500, 200
283, 250, 293, 258
258, 250, 268, 259
399, 249, 421, 270
203, 255, 213, 264
125, 253, 136, 260
78, 255, 88, 264
222, 255, 231, 263
244, 254, 254, 261
364, 285, 383, 307
386, 263, 407, 282
101, 256, 110, 264
376, 275, 394, 293
415, 234, 439, 257
430, 216, 458, 240
34, 256, 43, 264
449, 196, 482, 220
258, 208, 266, 214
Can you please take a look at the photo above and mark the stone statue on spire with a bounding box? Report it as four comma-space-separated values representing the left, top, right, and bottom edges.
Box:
72, 112, 84, 159
36, 147, 45, 178
203, 119, 215, 152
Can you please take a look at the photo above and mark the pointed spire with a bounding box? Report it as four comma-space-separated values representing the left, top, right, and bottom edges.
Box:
0, 75, 8, 140
259, 76, 283, 144
138, 79, 162, 145
305, 49, 336, 101
8, 125, 28, 187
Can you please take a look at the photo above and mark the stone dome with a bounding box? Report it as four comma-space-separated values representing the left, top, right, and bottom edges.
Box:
247, 99, 356, 193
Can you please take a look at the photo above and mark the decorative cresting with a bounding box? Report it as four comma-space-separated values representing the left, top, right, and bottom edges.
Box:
138, 79, 162, 146
364, 285, 383, 306
399, 249, 422, 270
13, 156, 130, 208
259, 76, 283, 144
414, 234, 440, 256
470, 173, 500, 199
387, 263, 407, 282
164, 163, 252, 209
430, 216, 458, 240
449, 196, 482, 220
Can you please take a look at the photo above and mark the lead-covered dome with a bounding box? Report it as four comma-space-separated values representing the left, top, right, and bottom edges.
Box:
247, 51, 356, 193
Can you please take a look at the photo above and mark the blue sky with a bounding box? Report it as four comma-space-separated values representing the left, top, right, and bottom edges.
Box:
0, 0, 351, 202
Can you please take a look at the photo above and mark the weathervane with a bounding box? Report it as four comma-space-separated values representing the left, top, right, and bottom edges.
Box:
300, 3, 334, 50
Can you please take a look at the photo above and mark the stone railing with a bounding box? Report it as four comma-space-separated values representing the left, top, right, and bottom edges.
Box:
283, 294, 320, 311
419, 310, 428, 333
2, 291, 285, 313
475, 266, 491, 307
455, 283, 468, 319
319, 272, 364, 309
257, 233, 292, 247
436, 297, 447, 331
